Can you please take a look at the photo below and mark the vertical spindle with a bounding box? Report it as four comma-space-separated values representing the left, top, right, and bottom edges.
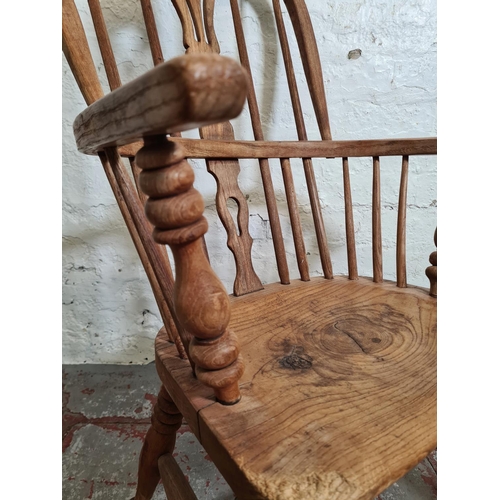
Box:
372, 156, 383, 282
342, 158, 358, 279
87, 0, 121, 90
396, 155, 409, 287
139, 0, 165, 66
272, 0, 333, 279
281, 159, 310, 281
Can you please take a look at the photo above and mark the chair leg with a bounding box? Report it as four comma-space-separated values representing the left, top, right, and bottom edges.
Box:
134, 385, 183, 500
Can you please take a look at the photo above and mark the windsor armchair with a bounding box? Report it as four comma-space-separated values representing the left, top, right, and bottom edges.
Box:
63, 0, 437, 498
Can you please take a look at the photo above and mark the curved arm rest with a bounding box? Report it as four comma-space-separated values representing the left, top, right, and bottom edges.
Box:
73, 53, 248, 155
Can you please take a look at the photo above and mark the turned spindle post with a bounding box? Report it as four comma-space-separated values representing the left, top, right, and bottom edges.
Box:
426, 228, 437, 297
136, 136, 244, 404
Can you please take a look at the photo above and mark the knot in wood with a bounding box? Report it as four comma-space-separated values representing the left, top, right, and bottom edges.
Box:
279, 346, 313, 370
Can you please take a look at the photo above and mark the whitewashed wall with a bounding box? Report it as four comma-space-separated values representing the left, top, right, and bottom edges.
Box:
62, 0, 437, 364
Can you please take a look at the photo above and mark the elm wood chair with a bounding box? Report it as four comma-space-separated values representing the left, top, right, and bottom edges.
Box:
63, 0, 437, 498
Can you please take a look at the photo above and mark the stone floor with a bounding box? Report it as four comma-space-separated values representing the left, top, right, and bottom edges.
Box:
62, 364, 437, 500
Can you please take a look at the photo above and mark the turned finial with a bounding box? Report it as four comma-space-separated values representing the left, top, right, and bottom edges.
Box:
426, 228, 437, 297
136, 136, 244, 404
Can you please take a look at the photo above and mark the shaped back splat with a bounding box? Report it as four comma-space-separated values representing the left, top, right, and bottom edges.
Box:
172, 0, 264, 296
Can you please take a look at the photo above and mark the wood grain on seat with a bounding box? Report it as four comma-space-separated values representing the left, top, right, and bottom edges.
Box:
157, 277, 436, 500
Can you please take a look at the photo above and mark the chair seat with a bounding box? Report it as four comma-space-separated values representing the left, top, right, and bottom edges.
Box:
156, 277, 436, 500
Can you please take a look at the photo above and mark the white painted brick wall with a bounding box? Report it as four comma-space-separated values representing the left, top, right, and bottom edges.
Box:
62, 0, 436, 364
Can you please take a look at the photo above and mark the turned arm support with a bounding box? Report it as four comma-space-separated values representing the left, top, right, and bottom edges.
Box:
72, 53, 247, 405
73, 53, 248, 155
134, 137, 245, 404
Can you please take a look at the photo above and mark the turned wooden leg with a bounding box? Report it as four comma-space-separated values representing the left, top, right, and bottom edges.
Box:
134, 386, 183, 500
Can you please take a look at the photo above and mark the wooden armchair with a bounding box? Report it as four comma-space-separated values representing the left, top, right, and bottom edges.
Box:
63, 0, 437, 498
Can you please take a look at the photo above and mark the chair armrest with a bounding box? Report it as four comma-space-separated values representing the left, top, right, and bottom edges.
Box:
73, 53, 248, 155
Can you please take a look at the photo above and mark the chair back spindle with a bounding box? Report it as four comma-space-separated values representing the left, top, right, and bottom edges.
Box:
87, 0, 121, 91
229, 0, 291, 285
397, 155, 409, 288
372, 156, 383, 283
282, 0, 332, 141
62, 0, 103, 105
280, 157, 310, 281
140, 0, 165, 65
342, 157, 358, 280
272, 0, 333, 279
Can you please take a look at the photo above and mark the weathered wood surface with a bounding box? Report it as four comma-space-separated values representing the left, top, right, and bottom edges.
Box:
178, 277, 435, 500
74, 54, 248, 155
65, 0, 437, 498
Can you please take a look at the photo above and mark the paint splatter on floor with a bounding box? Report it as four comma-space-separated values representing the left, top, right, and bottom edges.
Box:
62, 364, 436, 499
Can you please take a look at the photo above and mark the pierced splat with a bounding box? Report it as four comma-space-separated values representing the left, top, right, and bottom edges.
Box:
172, 0, 263, 296
201, 122, 263, 296
171, 0, 219, 53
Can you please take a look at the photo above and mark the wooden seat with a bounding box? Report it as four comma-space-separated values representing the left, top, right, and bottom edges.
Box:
156, 277, 436, 500
62, 0, 436, 498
